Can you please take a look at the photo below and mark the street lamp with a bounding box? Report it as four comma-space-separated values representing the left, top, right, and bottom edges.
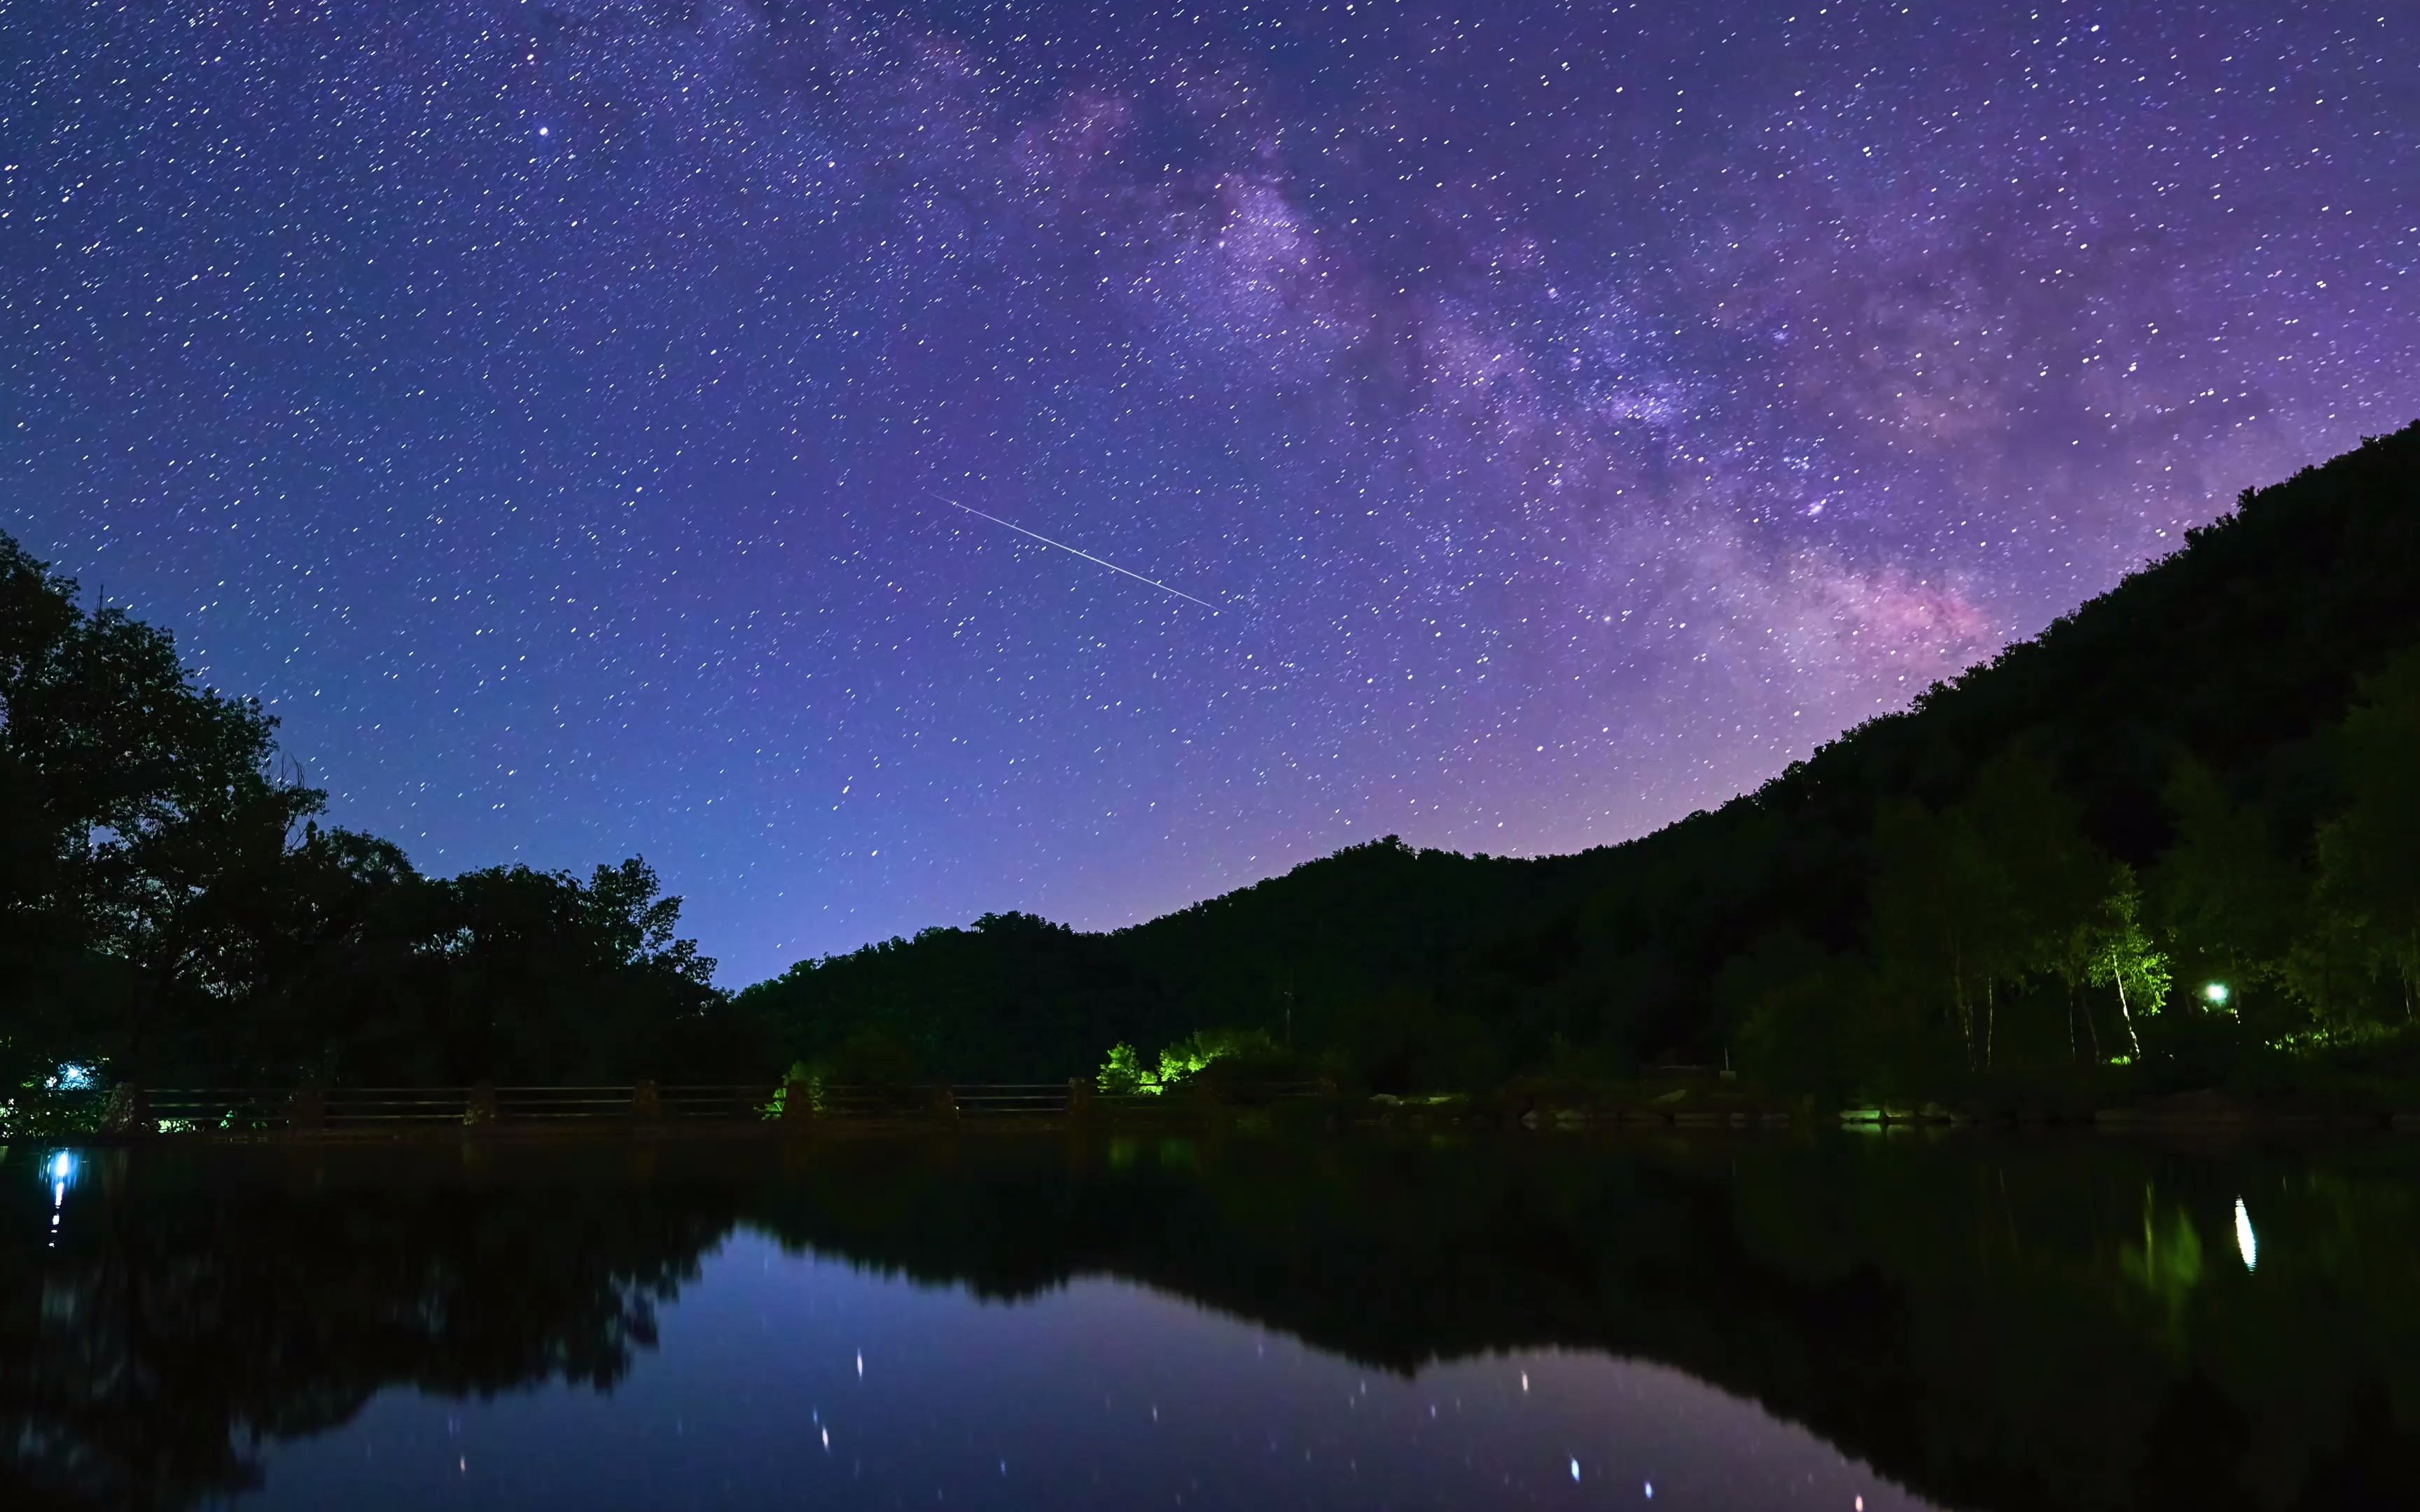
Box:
2203, 981, 2231, 1007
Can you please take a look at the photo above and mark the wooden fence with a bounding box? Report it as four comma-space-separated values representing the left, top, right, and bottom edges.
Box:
14, 1079, 1336, 1136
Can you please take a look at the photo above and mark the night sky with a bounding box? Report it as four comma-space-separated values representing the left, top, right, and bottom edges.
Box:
4, 1, 2413, 983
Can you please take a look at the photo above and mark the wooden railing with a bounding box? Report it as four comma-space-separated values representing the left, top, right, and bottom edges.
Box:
11, 1078, 1337, 1135
136, 1084, 780, 1130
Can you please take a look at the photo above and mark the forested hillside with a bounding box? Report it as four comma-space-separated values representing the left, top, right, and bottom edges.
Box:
744, 423, 2420, 1098
8, 424, 2415, 1101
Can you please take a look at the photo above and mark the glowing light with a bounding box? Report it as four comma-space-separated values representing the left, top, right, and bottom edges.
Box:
2203, 981, 2231, 1007
50, 1147, 71, 1242
2235, 1198, 2258, 1270
855, 1351, 863, 1378
821, 1426, 830, 1451
1571, 1459, 1581, 1482
1646, 1483, 1655, 1498
1520, 1372, 1529, 1392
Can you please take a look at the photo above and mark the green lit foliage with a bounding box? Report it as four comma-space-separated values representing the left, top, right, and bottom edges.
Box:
2076, 873, 2171, 1060
1097, 1042, 1157, 1095
1159, 1028, 1282, 1083
1097, 1028, 1284, 1095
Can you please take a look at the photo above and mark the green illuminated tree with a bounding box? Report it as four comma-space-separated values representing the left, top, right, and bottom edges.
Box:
2075, 873, 2170, 1060
1097, 1042, 1158, 1095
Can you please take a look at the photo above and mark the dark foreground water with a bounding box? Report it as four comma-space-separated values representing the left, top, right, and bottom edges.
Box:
6, 1130, 2417, 1511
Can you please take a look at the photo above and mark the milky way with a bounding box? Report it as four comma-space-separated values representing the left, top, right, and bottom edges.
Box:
3, 1, 2413, 979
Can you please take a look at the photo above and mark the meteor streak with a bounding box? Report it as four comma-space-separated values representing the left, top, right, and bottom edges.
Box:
932, 494, 1220, 612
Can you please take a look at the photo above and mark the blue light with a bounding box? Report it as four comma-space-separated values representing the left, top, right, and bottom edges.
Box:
50, 1151, 72, 1180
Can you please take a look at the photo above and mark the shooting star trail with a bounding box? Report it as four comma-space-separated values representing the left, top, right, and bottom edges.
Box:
931, 494, 1221, 612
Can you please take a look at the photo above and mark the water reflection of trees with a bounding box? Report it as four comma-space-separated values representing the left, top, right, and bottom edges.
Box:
748, 1133, 2420, 1510
9, 1135, 2420, 1511
0, 1147, 733, 1510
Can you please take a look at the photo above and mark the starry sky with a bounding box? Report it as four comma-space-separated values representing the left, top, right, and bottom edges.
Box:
3, 1, 2414, 983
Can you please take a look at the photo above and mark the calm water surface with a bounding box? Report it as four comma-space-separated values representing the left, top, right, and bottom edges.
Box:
7, 1130, 2416, 1511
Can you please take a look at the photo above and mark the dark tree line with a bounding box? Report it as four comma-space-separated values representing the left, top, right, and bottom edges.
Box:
744, 422, 2420, 1100
0, 533, 758, 1092
11, 421, 2417, 1100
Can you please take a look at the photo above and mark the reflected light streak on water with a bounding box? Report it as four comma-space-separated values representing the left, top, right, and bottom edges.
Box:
45, 1149, 74, 1248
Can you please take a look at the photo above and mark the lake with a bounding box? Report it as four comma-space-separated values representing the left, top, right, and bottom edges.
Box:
6, 1128, 2416, 1510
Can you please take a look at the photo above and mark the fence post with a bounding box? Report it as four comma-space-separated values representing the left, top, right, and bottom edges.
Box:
1066, 1077, 1095, 1121
930, 1085, 959, 1124
289, 1084, 326, 1133
465, 1082, 498, 1127
631, 1080, 665, 1121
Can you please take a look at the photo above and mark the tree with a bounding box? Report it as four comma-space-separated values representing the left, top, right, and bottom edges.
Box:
342, 858, 724, 1084
2066, 871, 2170, 1060
0, 533, 324, 1079
2317, 650, 2420, 1018
1723, 930, 1880, 1098
1097, 1042, 1157, 1095
1, 528, 749, 1090
1868, 796, 1994, 1069
2150, 758, 2314, 1028
1959, 747, 2120, 1066
1868, 748, 2114, 1071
